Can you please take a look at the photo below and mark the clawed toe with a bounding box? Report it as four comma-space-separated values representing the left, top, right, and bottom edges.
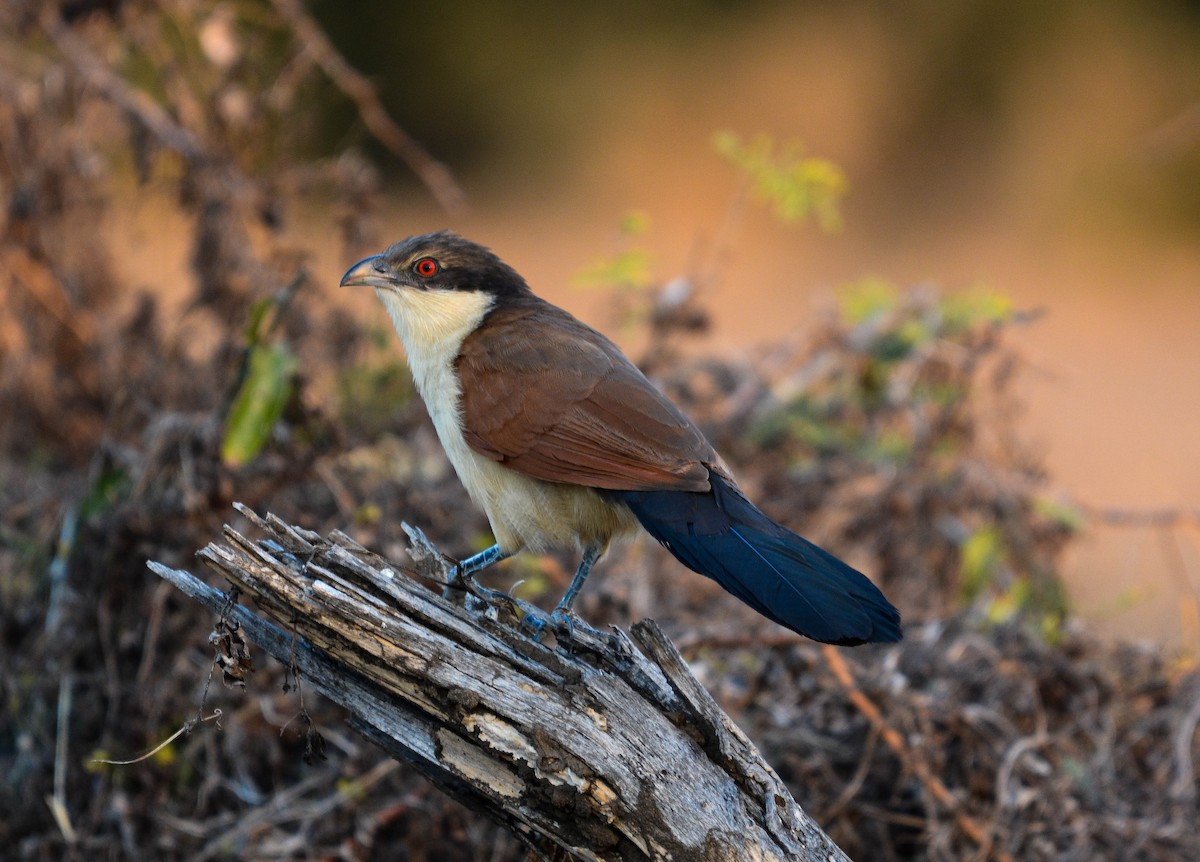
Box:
445, 573, 523, 624
519, 609, 550, 641
452, 575, 625, 655
543, 608, 626, 653
550, 608, 578, 638
519, 607, 580, 640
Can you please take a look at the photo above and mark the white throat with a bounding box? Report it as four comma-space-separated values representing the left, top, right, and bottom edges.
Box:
375, 286, 494, 405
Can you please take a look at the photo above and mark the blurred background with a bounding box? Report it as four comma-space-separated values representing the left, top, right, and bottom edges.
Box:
3, 1, 1200, 859
323, 0, 1198, 644
99, 0, 1200, 643
14, 0, 1199, 642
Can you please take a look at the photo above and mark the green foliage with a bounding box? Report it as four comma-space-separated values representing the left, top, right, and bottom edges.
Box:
574, 247, 656, 293
573, 210, 656, 294
960, 526, 1007, 604
839, 278, 1013, 350
617, 210, 652, 237
221, 342, 297, 467
572, 211, 663, 335
753, 278, 1016, 468
744, 275, 1069, 631
79, 466, 131, 520
840, 277, 903, 325
713, 131, 846, 232
751, 392, 915, 467
221, 292, 299, 467
1033, 497, 1086, 533
940, 291, 1014, 334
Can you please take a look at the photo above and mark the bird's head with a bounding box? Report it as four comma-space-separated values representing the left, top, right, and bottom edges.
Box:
341, 231, 532, 354
339, 231, 530, 298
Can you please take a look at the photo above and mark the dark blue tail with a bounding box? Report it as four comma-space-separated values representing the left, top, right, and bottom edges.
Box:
615, 471, 901, 645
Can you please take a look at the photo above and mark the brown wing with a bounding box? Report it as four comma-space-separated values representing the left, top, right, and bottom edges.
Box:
456, 299, 716, 492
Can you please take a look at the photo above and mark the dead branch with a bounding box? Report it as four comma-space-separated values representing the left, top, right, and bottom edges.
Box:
43, 17, 206, 163
149, 504, 851, 861
269, 0, 467, 213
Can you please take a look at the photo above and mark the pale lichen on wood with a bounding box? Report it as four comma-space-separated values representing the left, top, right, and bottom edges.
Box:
150, 504, 852, 861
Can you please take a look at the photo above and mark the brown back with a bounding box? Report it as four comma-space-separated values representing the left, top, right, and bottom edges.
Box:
455, 298, 716, 492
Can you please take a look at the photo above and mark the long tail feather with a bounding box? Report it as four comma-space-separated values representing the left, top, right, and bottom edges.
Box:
616, 471, 901, 645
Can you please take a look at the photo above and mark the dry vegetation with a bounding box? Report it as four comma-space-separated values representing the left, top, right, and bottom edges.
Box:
1, 2, 1197, 860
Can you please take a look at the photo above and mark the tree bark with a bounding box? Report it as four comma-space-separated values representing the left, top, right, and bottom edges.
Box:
149, 504, 852, 862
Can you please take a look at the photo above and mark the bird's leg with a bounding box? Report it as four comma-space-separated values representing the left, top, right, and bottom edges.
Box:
522, 543, 616, 644
455, 544, 510, 579
555, 543, 604, 615
448, 544, 512, 602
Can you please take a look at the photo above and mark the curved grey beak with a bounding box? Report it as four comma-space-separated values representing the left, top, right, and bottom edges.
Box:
339, 255, 394, 289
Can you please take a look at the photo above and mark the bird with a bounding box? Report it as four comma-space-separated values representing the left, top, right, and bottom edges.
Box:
340, 231, 901, 645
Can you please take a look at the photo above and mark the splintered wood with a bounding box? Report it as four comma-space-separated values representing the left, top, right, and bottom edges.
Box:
150, 504, 850, 862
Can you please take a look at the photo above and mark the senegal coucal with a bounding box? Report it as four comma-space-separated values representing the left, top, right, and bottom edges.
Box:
341, 231, 901, 645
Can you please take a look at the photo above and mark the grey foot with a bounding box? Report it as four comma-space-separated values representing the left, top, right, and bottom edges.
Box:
521, 607, 626, 655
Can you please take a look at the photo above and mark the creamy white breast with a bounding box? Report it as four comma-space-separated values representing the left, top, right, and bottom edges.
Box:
375, 286, 636, 554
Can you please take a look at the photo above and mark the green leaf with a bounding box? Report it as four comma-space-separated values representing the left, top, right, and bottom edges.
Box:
713, 131, 847, 231
866, 429, 913, 463
221, 342, 297, 467
1033, 497, 1087, 533
939, 291, 1013, 335
618, 210, 651, 237
573, 248, 655, 292
80, 466, 131, 520
984, 576, 1030, 625
243, 296, 275, 343
840, 278, 899, 324
960, 526, 1005, 601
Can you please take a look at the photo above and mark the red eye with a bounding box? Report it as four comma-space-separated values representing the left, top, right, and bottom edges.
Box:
414, 257, 439, 278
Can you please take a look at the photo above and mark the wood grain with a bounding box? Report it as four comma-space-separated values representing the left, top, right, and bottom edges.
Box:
150, 505, 851, 861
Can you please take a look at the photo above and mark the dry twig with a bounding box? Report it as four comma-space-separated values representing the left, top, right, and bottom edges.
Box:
821, 644, 1014, 862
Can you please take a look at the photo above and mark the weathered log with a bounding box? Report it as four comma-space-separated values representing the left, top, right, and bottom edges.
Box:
149, 504, 852, 861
